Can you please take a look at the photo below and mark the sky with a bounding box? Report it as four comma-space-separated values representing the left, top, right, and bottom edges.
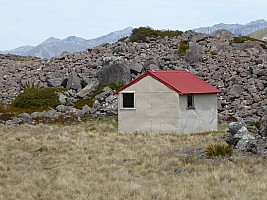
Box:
1, 0, 267, 50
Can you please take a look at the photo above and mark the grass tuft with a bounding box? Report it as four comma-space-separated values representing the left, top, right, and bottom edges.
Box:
205, 143, 233, 158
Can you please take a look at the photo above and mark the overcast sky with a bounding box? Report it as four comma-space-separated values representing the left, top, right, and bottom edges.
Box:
1, 0, 267, 50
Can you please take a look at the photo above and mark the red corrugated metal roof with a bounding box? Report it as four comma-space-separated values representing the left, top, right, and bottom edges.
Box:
114, 70, 220, 95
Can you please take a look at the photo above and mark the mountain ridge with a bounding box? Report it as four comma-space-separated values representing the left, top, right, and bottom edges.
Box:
1, 27, 133, 59
2, 19, 267, 59
193, 19, 267, 35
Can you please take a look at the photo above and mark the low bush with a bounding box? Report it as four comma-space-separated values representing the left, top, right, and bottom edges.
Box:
0, 102, 38, 120
210, 51, 218, 55
250, 121, 262, 129
73, 98, 92, 110
12, 87, 65, 110
205, 143, 233, 158
0, 103, 5, 113
233, 36, 266, 44
0, 113, 16, 121
246, 121, 261, 134
16, 56, 41, 62
246, 126, 257, 134
129, 27, 183, 42
205, 50, 218, 55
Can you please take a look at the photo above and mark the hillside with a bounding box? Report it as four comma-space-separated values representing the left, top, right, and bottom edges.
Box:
0, 28, 266, 125
248, 27, 267, 41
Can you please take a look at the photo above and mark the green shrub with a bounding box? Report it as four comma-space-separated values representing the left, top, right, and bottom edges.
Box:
0, 113, 16, 121
246, 126, 257, 134
205, 143, 233, 158
0, 102, 39, 116
129, 27, 183, 42
233, 36, 266, 44
73, 98, 92, 110
16, 56, 40, 62
73, 83, 124, 109
205, 50, 217, 55
0, 103, 5, 113
246, 121, 261, 134
250, 121, 262, 129
178, 41, 189, 56
12, 88, 65, 110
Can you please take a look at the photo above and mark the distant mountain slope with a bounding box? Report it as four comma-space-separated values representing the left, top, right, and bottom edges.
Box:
1, 27, 133, 59
25, 36, 90, 59
0, 45, 34, 56
248, 27, 267, 41
86, 27, 134, 46
193, 19, 267, 35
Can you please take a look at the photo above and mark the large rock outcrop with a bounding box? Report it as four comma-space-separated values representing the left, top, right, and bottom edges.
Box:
226, 122, 267, 157
97, 60, 131, 84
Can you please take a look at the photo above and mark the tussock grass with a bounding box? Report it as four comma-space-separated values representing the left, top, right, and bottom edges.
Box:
0, 121, 266, 199
205, 143, 233, 158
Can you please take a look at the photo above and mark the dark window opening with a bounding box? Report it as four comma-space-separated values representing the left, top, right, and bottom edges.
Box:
123, 93, 134, 108
187, 94, 194, 109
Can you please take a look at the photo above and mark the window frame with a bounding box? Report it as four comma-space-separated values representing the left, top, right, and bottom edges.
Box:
187, 94, 195, 109
121, 91, 136, 109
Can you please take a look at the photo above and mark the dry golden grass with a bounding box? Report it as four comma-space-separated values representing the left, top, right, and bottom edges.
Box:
0, 118, 266, 200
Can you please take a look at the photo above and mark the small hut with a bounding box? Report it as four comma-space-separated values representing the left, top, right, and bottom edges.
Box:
114, 70, 220, 133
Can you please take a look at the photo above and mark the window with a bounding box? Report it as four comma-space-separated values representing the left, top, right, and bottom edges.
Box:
187, 94, 194, 109
122, 93, 135, 108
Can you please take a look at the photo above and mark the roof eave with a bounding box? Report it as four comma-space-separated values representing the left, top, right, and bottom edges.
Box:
113, 72, 149, 95
114, 70, 221, 95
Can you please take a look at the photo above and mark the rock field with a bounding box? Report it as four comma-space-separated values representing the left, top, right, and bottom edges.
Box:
0, 30, 266, 124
